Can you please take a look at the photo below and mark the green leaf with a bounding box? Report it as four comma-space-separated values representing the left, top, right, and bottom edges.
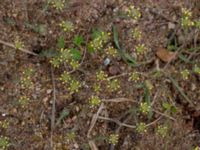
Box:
169, 77, 193, 106
162, 102, 171, 110
56, 108, 70, 126
144, 83, 153, 120
70, 48, 81, 60
57, 36, 65, 49
113, 25, 137, 66
73, 35, 84, 47
92, 28, 102, 39
178, 54, 194, 64
39, 49, 59, 58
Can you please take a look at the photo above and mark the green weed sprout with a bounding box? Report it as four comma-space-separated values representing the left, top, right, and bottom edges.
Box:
89, 96, 101, 107
0, 120, 9, 129
181, 8, 194, 29
19, 96, 30, 107
194, 65, 200, 75
0, 136, 10, 150
132, 27, 142, 40
96, 70, 108, 81
59, 21, 74, 32
135, 44, 146, 55
20, 68, 34, 88
108, 134, 119, 145
156, 125, 168, 138
128, 71, 140, 82
136, 122, 147, 133
107, 79, 120, 92
14, 38, 24, 49
194, 146, 200, 150
49, 0, 65, 11
126, 5, 141, 21
105, 46, 118, 57
139, 102, 151, 115
181, 69, 190, 80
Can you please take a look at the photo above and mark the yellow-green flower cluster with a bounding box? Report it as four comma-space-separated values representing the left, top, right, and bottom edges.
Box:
59, 71, 71, 84
59, 21, 74, 32
89, 96, 101, 107
66, 131, 76, 141
0, 120, 9, 129
49, 0, 65, 11
132, 27, 142, 40
128, 71, 140, 82
126, 5, 141, 21
145, 80, 154, 91
96, 70, 108, 81
135, 44, 146, 55
156, 125, 168, 138
93, 83, 101, 94
89, 32, 111, 52
0, 136, 10, 150
20, 68, 34, 88
70, 59, 80, 70
139, 102, 151, 115
107, 79, 120, 92
14, 38, 24, 49
181, 69, 190, 80
108, 134, 119, 145
59, 71, 81, 94
50, 48, 81, 69
136, 122, 147, 133
19, 96, 30, 107
181, 8, 194, 29
68, 79, 81, 94
105, 46, 118, 57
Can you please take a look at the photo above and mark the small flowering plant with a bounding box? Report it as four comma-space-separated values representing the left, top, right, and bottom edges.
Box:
156, 125, 168, 138
14, 38, 24, 49
88, 30, 111, 52
135, 44, 147, 55
59, 21, 74, 32
181, 8, 194, 29
106, 79, 121, 92
0, 136, 10, 150
136, 122, 147, 133
20, 68, 34, 89
132, 27, 142, 40
181, 69, 190, 80
105, 46, 118, 58
18, 96, 30, 108
139, 102, 151, 115
49, 0, 66, 11
126, 5, 141, 21
128, 71, 140, 82
89, 96, 101, 108
108, 134, 119, 145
